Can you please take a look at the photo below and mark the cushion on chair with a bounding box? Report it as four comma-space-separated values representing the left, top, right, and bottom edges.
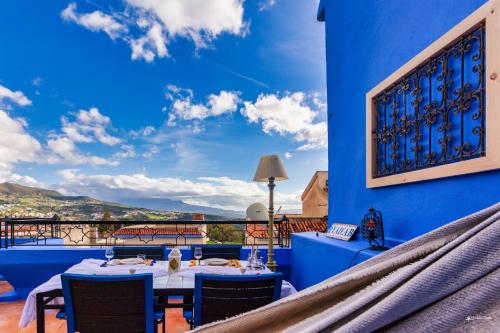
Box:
154, 310, 165, 322
55, 310, 66, 320
183, 309, 193, 319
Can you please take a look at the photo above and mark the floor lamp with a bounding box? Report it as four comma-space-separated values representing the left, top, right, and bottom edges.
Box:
253, 154, 288, 271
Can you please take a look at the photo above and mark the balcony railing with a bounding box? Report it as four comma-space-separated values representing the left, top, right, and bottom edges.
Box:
0, 217, 290, 248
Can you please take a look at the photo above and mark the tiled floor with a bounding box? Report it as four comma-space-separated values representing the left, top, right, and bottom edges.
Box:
0, 281, 190, 333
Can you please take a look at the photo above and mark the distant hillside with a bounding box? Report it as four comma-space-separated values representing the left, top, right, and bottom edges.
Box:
0, 182, 231, 221
118, 197, 244, 219
0, 182, 62, 198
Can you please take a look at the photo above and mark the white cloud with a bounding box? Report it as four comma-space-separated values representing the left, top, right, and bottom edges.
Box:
142, 145, 159, 159
61, 2, 126, 40
258, 0, 276, 11
284, 152, 293, 159
129, 125, 156, 138
165, 85, 240, 124
164, 84, 193, 101
0, 109, 118, 182
0, 84, 32, 106
47, 108, 121, 167
46, 136, 118, 166
61, 107, 121, 146
113, 145, 136, 159
0, 110, 41, 180
126, 0, 247, 45
32, 77, 42, 87
61, 0, 247, 62
208, 91, 240, 116
57, 170, 301, 211
6, 174, 45, 188
241, 92, 327, 150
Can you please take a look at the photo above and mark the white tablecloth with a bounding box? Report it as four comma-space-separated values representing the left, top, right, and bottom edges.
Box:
19, 259, 297, 328
177, 261, 297, 298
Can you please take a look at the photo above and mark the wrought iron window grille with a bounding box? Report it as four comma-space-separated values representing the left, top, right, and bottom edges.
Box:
373, 22, 486, 178
366, 0, 500, 188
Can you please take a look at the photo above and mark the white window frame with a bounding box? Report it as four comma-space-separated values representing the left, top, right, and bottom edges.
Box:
366, 0, 500, 188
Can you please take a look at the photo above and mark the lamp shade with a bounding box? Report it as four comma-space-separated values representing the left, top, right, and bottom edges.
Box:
253, 155, 288, 182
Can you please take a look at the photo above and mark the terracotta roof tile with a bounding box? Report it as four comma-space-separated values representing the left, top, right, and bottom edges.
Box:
285, 216, 328, 233
245, 224, 278, 239
245, 216, 327, 238
113, 227, 201, 236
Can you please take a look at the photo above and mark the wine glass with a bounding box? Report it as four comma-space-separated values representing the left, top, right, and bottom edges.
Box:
137, 254, 146, 264
194, 247, 202, 266
105, 248, 114, 263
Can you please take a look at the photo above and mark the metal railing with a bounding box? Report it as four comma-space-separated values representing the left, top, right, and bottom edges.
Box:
0, 216, 290, 248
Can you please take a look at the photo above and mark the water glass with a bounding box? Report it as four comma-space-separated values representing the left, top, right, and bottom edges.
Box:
105, 248, 114, 263
194, 247, 202, 265
246, 254, 253, 271
258, 257, 264, 270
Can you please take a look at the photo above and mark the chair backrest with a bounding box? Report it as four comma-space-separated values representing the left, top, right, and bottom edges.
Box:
61, 273, 154, 333
190, 245, 242, 260
113, 246, 165, 260
194, 273, 282, 327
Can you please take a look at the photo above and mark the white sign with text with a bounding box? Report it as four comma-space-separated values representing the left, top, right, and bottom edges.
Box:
326, 223, 358, 241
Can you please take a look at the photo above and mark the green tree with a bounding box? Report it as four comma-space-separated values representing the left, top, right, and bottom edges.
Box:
207, 224, 244, 244
98, 209, 120, 235
103, 209, 112, 221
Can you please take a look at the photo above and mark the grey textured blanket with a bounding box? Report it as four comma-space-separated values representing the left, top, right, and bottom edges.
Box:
193, 203, 500, 332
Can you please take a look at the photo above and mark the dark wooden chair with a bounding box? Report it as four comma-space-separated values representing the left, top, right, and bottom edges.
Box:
188, 273, 282, 328
113, 246, 165, 260
190, 244, 242, 260
60, 273, 165, 333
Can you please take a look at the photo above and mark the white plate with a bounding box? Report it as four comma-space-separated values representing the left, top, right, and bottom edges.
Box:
119, 258, 145, 265
205, 258, 228, 266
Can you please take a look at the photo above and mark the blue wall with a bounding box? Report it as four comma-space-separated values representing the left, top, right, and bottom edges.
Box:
0, 246, 292, 300
290, 232, 390, 290
319, 0, 499, 242
0, 248, 106, 300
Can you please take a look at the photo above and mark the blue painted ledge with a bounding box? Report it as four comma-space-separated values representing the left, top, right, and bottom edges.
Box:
0, 247, 106, 301
290, 232, 400, 291
0, 246, 292, 302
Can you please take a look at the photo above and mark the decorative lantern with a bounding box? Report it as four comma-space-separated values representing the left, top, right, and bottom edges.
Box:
168, 247, 182, 273
361, 208, 386, 250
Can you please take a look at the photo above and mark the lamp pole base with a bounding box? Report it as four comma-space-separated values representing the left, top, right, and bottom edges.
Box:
266, 260, 278, 272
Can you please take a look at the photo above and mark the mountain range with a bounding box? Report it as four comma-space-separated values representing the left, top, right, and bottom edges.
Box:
0, 182, 241, 220
117, 197, 244, 218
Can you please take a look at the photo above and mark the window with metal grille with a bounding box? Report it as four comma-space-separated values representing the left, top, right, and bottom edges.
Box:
374, 23, 485, 178
366, 0, 500, 188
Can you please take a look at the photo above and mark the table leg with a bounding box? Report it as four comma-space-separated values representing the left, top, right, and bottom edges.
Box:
184, 295, 194, 329
36, 294, 45, 333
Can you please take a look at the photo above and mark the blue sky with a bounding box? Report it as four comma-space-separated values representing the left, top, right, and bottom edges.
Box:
0, 0, 326, 212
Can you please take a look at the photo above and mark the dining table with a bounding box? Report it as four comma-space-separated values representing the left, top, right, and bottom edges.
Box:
19, 258, 296, 333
